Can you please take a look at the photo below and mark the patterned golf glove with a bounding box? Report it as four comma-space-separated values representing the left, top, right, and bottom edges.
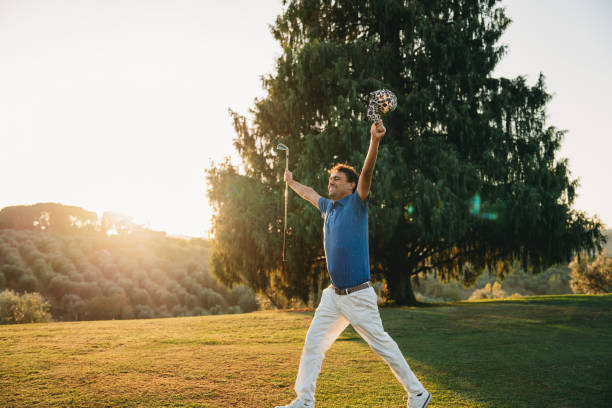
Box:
367, 89, 397, 123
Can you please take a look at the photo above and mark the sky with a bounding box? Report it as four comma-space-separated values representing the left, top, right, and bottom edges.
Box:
1, 0, 610, 237
494, 0, 612, 230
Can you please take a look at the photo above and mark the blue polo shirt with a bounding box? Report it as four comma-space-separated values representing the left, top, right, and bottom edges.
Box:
318, 192, 370, 289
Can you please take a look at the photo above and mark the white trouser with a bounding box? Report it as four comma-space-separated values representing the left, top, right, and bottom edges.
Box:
294, 285, 424, 404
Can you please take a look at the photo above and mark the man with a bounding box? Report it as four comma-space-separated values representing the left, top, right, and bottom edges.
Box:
275, 121, 431, 408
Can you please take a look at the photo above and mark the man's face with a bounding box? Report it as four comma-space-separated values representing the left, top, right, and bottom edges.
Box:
328, 171, 354, 201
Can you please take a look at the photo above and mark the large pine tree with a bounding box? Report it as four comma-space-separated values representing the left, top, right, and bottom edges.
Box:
206, 0, 605, 305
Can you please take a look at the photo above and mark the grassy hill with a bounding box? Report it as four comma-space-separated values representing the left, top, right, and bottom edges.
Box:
1, 295, 611, 407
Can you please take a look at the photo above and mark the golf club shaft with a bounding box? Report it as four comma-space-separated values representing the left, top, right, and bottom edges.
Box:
283, 151, 288, 262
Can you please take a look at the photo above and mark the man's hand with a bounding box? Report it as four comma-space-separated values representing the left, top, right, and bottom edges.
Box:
370, 120, 386, 142
284, 168, 293, 184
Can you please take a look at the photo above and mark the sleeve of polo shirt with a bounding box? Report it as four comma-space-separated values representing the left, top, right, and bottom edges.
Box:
318, 197, 331, 218
353, 191, 368, 214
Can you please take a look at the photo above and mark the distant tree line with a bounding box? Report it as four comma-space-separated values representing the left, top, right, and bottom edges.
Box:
0, 202, 148, 235
0, 204, 258, 323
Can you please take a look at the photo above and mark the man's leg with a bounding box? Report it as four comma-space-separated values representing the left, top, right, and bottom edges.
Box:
339, 287, 425, 395
293, 287, 349, 404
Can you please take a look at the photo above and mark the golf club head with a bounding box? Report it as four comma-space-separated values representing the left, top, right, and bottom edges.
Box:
277, 143, 289, 151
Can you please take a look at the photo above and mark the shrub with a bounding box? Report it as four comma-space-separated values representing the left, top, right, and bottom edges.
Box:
31, 258, 55, 285
47, 274, 74, 298
82, 296, 120, 320
421, 280, 466, 302
100, 280, 126, 298
209, 304, 224, 315
74, 281, 102, 300
121, 305, 135, 320
155, 305, 172, 318
468, 281, 508, 300
184, 293, 199, 309
570, 252, 612, 294
131, 288, 151, 306
412, 274, 471, 302
415, 292, 447, 303
197, 288, 227, 310
17, 273, 38, 292
133, 304, 154, 319
50, 255, 77, 276
227, 285, 259, 312
1, 264, 28, 283
237, 289, 258, 312
117, 277, 136, 294
0, 289, 52, 324
191, 306, 209, 316
158, 290, 178, 308
59, 294, 84, 321
171, 304, 189, 317
226, 305, 242, 314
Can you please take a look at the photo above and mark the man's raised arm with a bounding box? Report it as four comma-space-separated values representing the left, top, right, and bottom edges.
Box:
285, 168, 322, 208
357, 120, 386, 201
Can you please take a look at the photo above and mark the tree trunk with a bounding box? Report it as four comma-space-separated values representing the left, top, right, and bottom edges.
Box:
386, 265, 418, 306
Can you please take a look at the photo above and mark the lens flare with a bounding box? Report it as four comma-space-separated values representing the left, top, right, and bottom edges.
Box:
481, 212, 498, 221
468, 193, 499, 221
404, 203, 415, 223
470, 193, 481, 215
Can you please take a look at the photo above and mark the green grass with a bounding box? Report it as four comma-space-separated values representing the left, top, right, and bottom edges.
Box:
1, 295, 611, 407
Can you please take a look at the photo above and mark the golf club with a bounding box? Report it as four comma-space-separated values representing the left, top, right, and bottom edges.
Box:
277, 143, 289, 262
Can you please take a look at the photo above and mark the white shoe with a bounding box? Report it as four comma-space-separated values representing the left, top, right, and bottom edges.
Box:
275, 398, 314, 408
408, 389, 431, 408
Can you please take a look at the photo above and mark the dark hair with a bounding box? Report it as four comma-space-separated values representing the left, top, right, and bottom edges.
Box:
328, 163, 359, 192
